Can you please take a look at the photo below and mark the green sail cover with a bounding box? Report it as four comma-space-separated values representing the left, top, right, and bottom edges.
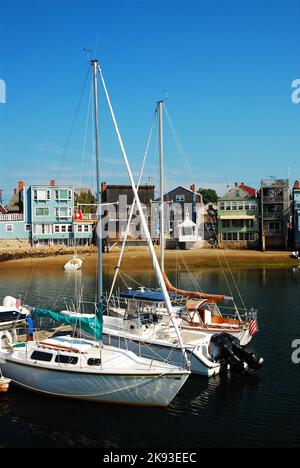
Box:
33, 307, 103, 341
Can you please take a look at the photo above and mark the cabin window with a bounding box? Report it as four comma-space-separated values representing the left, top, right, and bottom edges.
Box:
55, 355, 78, 365
87, 358, 101, 366
31, 351, 53, 362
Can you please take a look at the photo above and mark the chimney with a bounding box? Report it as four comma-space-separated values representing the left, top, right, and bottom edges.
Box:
18, 180, 24, 192
101, 182, 107, 193
190, 183, 196, 193
50, 179, 55, 187
294, 180, 300, 189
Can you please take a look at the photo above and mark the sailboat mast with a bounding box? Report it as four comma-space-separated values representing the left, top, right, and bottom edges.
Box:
158, 100, 165, 273
91, 59, 103, 304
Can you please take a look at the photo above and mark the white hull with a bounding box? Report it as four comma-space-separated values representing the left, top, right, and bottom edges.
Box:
0, 337, 189, 407
103, 333, 219, 377
180, 325, 251, 346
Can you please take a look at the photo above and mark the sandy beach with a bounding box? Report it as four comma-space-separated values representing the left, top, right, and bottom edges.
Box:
0, 246, 297, 273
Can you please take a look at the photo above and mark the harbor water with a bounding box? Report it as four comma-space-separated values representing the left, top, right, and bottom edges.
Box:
0, 264, 300, 448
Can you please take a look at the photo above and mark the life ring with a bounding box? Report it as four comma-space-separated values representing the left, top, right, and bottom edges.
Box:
0, 330, 13, 349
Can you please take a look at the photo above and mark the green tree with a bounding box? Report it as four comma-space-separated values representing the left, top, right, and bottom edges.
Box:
75, 190, 97, 213
197, 188, 218, 205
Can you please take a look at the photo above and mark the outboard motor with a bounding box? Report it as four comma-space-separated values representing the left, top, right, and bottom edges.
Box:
209, 333, 264, 376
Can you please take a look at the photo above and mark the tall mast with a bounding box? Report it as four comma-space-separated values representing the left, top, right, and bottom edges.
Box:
91, 59, 103, 304
97, 63, 188, 359
158, 100, 165, 273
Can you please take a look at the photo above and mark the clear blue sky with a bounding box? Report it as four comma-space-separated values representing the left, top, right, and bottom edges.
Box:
0, 0, 299, 202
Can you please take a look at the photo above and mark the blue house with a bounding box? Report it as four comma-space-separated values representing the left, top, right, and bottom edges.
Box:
0, 180, 94, 248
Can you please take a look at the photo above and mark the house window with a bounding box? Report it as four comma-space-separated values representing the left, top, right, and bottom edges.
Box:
238, 202, 244, 210
176, 195, 185, 202
55, 189, 72, 201
68, 225, 73, 233
35, 207, 50, 217
25, 224, 31, 232
56, 207, 72, 218
250, 202, 256, 210
219, 202, 225, 210
6, 224, 13, 232
54, 225, 60, 233
227, 233, 232, 241
222, 220, 230, 228
33, 189, 50, 201
61, 225, 66, 233
225, 202, 231, 211
34, 224, 52, 235
222, 233, 227, 241
232, 233, 238, 241
239, 233, 245, 241
244, 203, 250, 210
269, 221, 280, 232
84, 225, 89, 232
77, 225, 83, 233
245, 219, 254, 228
232, 219, 244, 228
231, 202, 237, 211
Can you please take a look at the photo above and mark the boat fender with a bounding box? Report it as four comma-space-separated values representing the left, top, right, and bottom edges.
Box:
26, 317, 34, 341
0, 330, 13, 350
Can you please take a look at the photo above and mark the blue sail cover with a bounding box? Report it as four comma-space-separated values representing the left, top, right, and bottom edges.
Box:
120, 290, 182, 302
33, 307, 103, 341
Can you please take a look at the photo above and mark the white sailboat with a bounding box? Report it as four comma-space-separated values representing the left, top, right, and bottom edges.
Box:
100, 100, 263, 376
0, 59, 190, 406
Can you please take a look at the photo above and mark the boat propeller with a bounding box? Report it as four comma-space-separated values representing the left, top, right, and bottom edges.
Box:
209, 333, 264, 376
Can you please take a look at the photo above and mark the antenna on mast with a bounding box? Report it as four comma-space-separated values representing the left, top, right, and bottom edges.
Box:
83, 48, 92, 62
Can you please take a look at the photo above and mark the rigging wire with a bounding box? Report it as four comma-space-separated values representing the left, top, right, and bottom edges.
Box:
55, 64, 91, 183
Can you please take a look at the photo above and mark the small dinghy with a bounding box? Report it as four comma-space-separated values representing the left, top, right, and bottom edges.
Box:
64, 256, 83, 271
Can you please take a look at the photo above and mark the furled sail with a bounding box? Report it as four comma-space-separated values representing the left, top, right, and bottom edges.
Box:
162, 272, 225, 303
33, 308, 103, 340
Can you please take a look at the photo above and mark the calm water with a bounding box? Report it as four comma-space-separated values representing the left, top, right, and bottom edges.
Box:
0, 264, 300, 448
